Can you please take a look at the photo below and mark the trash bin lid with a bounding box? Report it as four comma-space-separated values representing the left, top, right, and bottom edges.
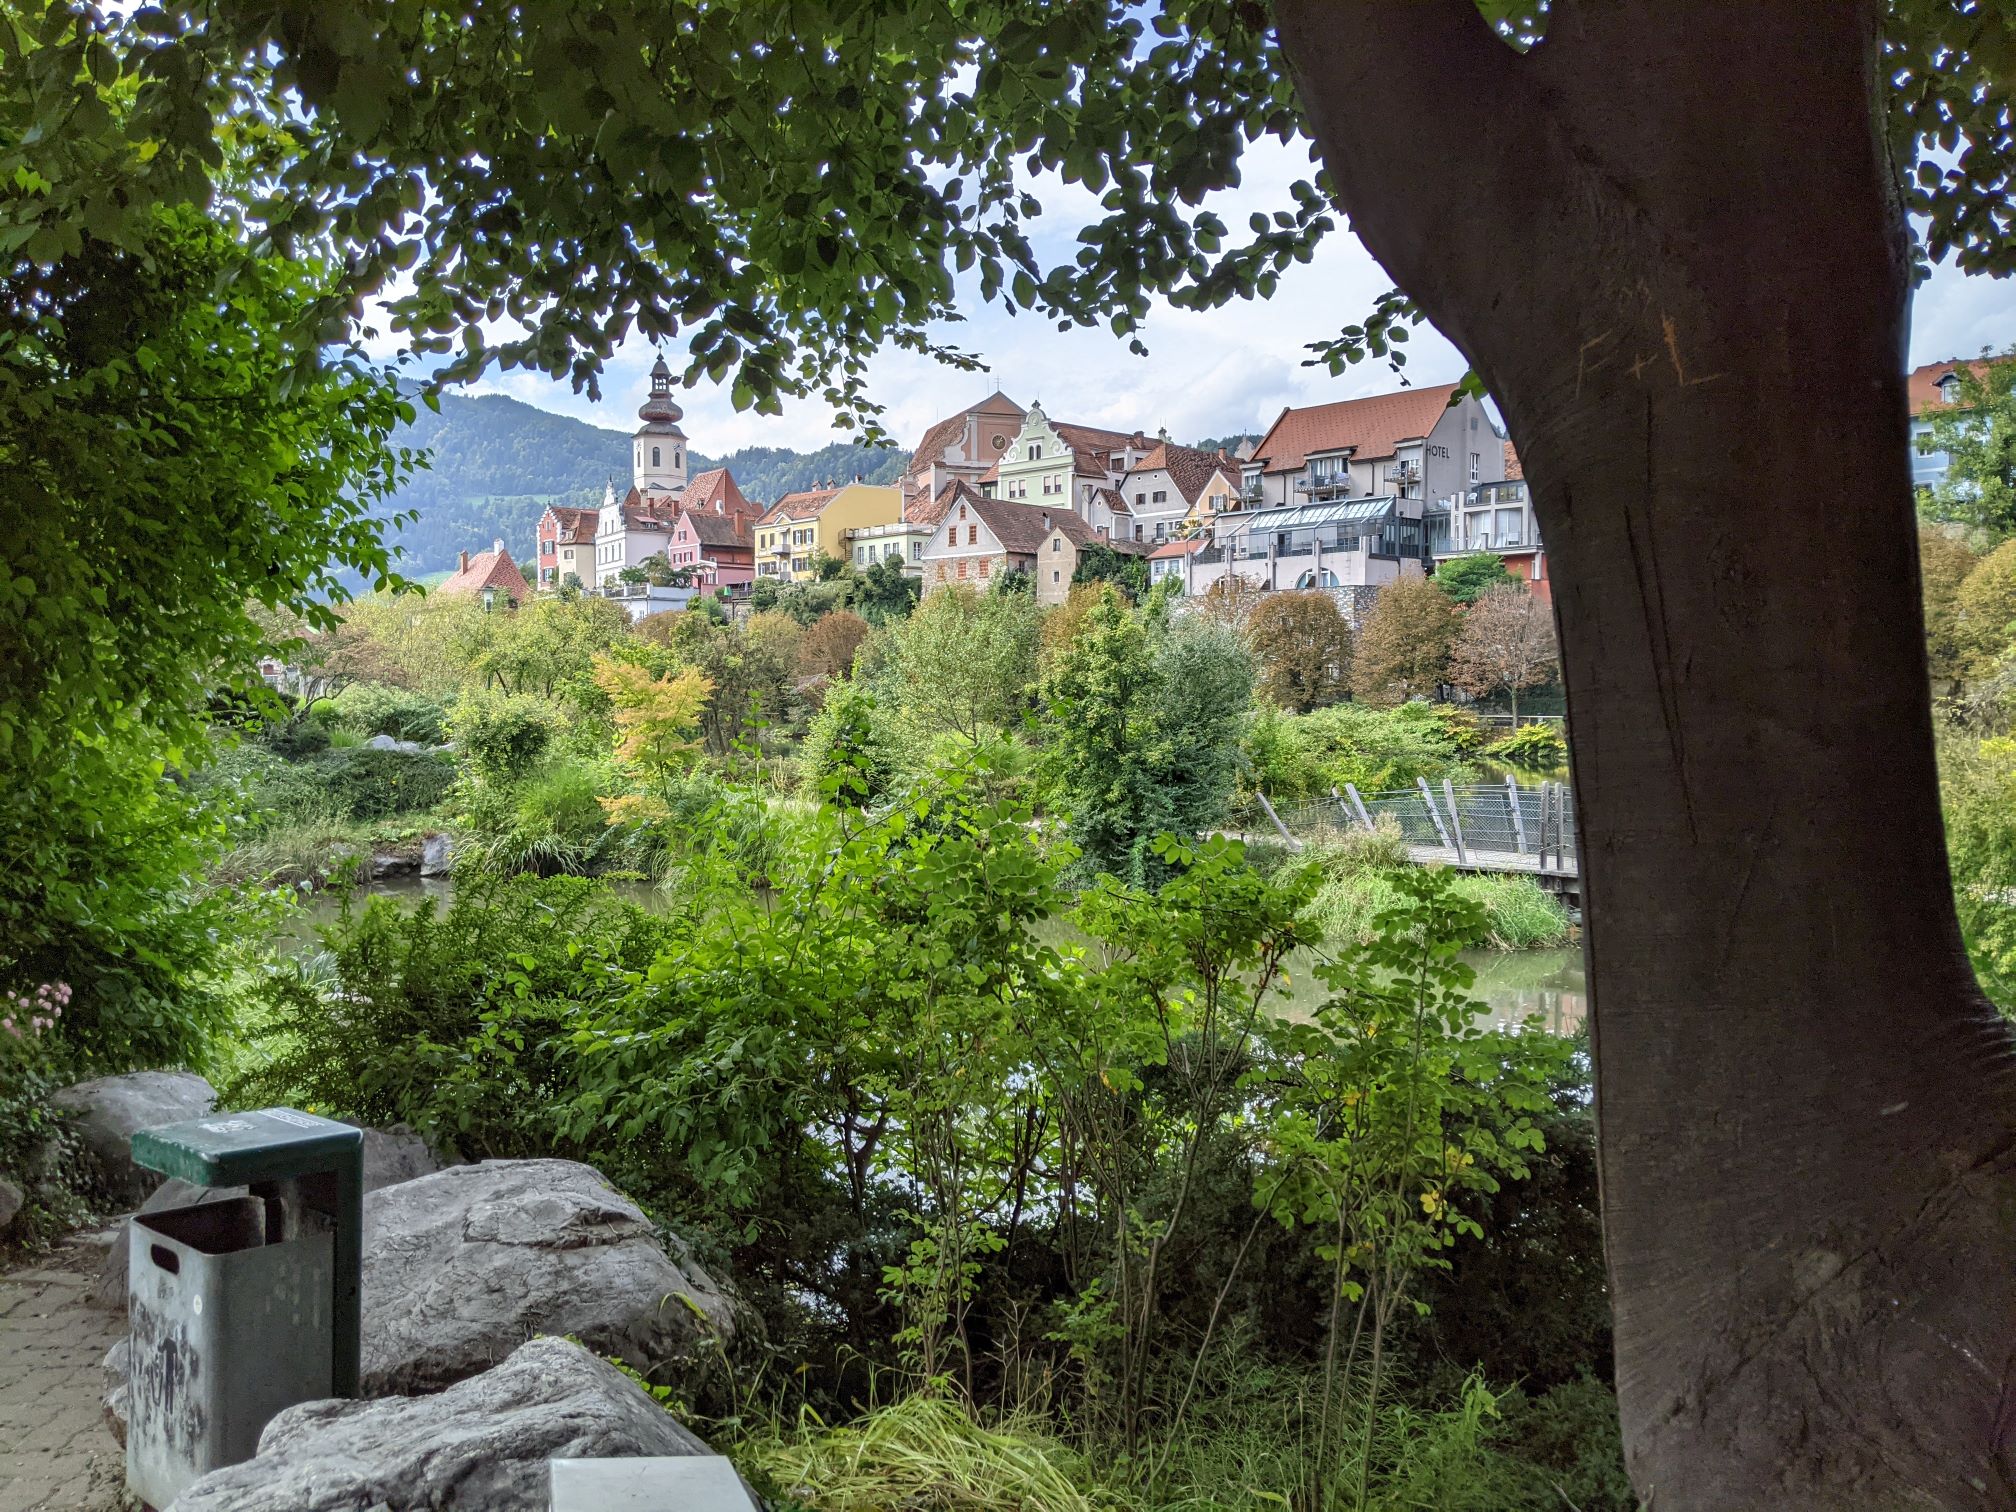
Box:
132, 1107, 362, 1187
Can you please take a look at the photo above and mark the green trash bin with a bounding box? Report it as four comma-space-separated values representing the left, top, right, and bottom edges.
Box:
124, 1108, 362, 1509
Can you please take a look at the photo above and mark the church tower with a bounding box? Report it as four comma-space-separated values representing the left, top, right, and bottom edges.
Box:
633, 354, 688, 496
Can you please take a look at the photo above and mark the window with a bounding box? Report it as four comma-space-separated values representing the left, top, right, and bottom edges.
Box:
1469, 451, 1481, 483
911, 542, 922, 560
947, 525, 957, 544
1027, 443, 1043, 460
1135, 492, 1146, 505
958, 559, 969, 579
979, 557, 990, 577
1152, 489, 1166, 504
652, 446, 661, 467
968, 525, 979, 545
1052, 538, 1061, 553
959, 504, 968, 520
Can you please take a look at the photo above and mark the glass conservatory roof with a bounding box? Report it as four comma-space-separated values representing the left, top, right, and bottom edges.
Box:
1221, 496, 1395, 537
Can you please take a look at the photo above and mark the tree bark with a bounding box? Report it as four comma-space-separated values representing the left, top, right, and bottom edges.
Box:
1274, 3, 2016, 1505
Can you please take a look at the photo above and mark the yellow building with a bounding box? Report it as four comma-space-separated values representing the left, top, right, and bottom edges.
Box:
754, 482, 902, 582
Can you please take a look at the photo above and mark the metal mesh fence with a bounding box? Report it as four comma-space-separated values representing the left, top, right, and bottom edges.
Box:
1270, 782, 1577, 867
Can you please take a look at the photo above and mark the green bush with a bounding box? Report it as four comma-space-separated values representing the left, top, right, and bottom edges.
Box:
226, 874, 683, 1156
333, 683, 449, 743
461, 758, 613, 876
451, 689, 556, 782
260, 716, 331, 759
1244, 700, 1470, 806
302, 748, 457, 822
1487, 722, 1569, 770
1301, 836, 1570, 950
799, 681, 900, 807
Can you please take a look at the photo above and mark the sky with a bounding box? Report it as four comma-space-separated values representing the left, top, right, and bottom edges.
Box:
452, 134, 2016, 454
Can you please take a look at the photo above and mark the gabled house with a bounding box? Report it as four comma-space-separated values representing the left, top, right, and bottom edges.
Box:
1115, 441, 1244, 545
985, 402, 1157, 520
535, 505, 598, 589
1244, 383, 1502, 510
754, 481, 904, 581
1035, 521, 1150, 606
898, 391, 1028, 516
1910, 357, 1998, 489
919, 483, 1102, 593
438, 540, 531, 609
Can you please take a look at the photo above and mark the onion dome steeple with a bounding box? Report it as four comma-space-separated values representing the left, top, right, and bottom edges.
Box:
632, 353, 689, 496
638, 353, 684, 425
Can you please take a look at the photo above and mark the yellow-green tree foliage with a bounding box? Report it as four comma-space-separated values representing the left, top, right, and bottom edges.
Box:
1249, 590, 1354, 712
1921, 526, 1983, 688
1953, 538, 2016, 681
591, 657, 712, 800
1350, 578, 1458, 707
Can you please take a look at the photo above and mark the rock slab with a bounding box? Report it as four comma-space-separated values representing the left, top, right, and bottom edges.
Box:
90, 1124, 449, 1312
166, 1336, 716, 1512
50, 1071, 215, 1205
420, 832, 453, 876
360, 1158, 734, 1397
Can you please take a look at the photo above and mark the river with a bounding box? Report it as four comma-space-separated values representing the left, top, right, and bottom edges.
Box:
286, 877, 1587, 1034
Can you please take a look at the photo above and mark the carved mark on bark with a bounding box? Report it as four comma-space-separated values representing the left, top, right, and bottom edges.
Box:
1617, 394, 1694, 839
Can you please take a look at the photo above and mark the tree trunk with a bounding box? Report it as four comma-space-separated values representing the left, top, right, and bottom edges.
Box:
1275, 3, 2016, 1505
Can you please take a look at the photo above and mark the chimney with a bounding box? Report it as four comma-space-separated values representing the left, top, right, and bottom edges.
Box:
458, 550, 470, 572
492, 538, 504, 554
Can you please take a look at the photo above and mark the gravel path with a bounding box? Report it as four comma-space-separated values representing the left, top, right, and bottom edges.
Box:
0, 1236, 130, 1512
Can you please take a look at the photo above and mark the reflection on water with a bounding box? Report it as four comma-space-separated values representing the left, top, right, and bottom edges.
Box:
285, 878, 1587, 1035
1462, 947, 1586, 1034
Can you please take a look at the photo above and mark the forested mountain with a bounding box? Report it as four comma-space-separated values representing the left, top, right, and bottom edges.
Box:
370, 388, 908, 579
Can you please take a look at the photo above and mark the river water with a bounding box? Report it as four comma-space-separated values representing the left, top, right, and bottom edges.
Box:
288, 877, 1588, 1034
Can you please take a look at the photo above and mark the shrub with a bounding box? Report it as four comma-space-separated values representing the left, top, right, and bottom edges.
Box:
1487, 722, 1569, 770
451, 689, 556, 782
303, 748, 457, 821
226, 875, 683, 1156
1300, 838, 1570, 949
260, 715, 331, 759
800, 681, 901, 807
332, 683, 449, 743
461, 759, 613, 876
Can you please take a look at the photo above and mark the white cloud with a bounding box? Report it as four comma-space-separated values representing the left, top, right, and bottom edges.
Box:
443, 133, 2016, 455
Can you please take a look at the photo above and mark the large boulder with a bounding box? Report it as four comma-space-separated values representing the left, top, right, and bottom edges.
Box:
102, 1159, 732, 1442
420, 832, 454, 877
89, 1124, 450, 1312
167, 1336, 727, 1512
360, 1159, 734, 1397
50, 1071, 214, 1204
0, 1174, 22, 1233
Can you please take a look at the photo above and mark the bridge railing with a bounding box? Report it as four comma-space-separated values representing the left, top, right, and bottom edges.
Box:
1270, 778, 1578, 871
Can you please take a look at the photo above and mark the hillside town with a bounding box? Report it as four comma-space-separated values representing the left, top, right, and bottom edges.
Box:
432, 351, 1989, 633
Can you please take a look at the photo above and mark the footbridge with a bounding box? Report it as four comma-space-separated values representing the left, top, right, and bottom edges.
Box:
1264, 778, 1580, 902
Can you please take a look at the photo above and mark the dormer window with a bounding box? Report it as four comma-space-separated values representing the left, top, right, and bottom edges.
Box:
1938, 374, 1962, 402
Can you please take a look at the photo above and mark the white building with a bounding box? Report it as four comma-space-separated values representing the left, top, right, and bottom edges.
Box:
1244, 383, 1504, 511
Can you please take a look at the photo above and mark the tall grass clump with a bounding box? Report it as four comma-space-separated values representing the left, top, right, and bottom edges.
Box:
1301, 820, 1569, 950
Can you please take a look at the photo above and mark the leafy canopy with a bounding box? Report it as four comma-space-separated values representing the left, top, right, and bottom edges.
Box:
9, 1, 2006, 438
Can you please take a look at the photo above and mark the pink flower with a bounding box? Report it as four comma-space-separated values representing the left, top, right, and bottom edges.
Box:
2, 1018, 16, 1037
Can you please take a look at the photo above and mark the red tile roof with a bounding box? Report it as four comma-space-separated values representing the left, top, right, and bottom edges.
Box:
1130, 442, 1239, 504
439, 542, 530, 604
1150, 537, 1209, 560
1909, 358, 1996, 414
681, 468, 757, 519
1251, 383, 1461, 474
970, 498, 1102, 555
908, 391, 1025, 473
914, 477, 985, 528
540, 505, 598, 545
759, 487, 842, 527
680, 510, 753, 549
